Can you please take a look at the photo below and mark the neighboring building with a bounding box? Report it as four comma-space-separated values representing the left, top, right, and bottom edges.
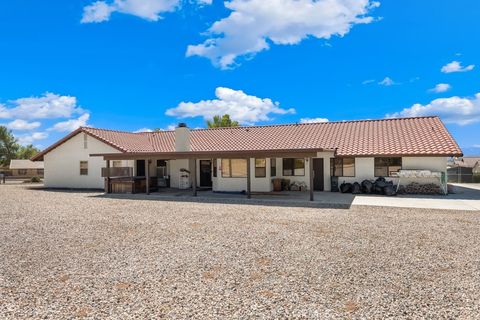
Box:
32, 116, 462, 195
448, 157, 480, 183
9, 159, 44, 177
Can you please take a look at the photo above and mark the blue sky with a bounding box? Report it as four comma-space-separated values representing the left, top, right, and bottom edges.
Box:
0, 0, 479, 155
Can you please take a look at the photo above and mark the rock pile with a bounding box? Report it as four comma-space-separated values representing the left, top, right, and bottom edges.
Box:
398, 182, 442, 195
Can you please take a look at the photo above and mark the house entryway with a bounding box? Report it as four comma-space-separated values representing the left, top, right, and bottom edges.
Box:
136, 160, 145, 176
200, 160, 212, 187
312, 158, 324, 191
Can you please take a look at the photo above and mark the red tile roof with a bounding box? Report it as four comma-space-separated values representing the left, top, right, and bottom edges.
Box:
32, 116, 463, 161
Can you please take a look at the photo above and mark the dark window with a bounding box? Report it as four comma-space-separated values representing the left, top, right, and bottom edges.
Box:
330, 158, 355, 177
271, 158, 276, 177
80, 161, 88, 175
283, 158, 305, 176
374, 157, 402, 177
255, 158, 266, 177
18, 169, 27, 176
213, 159, 217, 177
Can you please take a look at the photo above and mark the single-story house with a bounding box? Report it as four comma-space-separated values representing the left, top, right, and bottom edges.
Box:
32, 116, 462, 199
447, 157, 480, 183
9, 159, 44, 177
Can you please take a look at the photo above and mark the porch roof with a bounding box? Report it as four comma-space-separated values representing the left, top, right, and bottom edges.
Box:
90, 148, 328, 160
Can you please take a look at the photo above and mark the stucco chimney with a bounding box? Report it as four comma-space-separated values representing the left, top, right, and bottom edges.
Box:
175, 123, 190, 152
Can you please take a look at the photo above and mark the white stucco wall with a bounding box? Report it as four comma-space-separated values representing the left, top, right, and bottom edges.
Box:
211, 152, 334, 193
44, 133, 122, 189
168, 159, 193, 189
212, 158, 266, 192
44, 135, 448, 192
336, 156, 447, 186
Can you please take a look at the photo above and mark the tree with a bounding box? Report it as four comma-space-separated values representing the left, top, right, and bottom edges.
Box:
206, 114, 239, 128
16, 144, 40, 160
0, 126, 19, 166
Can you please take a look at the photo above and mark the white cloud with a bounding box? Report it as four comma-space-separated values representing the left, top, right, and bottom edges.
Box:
300, 117, 329, 123
81, 0, 211, 23
0, 93, 83, 120
134, 124, 176, 132
48, 113, 90, 132
165, 87, 295, 124
81, 1, 115, 23
134, 128, 154, 133
362, 79, 375, 85
386, 92, 480, 125
4, 119, 41, 130
17, 132, 49, 146
441, 60, 475, 73
429, 83, 451, 93
378, 77, 395, 86
187, 0, 380, 69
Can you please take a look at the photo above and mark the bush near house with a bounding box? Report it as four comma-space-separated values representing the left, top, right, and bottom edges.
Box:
24, 176, 42, 183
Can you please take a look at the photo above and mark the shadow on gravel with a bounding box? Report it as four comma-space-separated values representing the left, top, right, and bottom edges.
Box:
24, 186, 103, 193
89, 192, 352, 209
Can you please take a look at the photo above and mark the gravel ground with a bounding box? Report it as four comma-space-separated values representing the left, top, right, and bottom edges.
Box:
1, 185, 480, 319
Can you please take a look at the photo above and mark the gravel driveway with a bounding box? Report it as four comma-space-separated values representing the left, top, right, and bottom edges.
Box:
1, 185, 480, 319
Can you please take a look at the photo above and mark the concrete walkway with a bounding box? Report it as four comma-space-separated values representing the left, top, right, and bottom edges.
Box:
352, 184, 480, 211
97, 184, 480, 211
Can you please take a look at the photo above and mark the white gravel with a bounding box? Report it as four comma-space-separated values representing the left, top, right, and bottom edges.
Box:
1, 184, 480, 319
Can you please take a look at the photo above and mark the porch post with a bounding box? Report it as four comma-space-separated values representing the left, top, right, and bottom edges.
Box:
105, 159, 111, 193
145, 159, 150, 195
192, 158, 197, 196
309, 157, 314, 201
247, 158, 251, 199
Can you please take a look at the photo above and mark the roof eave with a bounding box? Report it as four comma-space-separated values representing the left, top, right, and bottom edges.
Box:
31, 127, 126, 161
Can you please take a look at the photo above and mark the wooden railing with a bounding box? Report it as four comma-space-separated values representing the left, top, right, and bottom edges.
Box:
101, 167, 134, 178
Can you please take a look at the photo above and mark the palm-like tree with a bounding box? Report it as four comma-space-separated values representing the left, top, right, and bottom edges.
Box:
206, 114, 239, 128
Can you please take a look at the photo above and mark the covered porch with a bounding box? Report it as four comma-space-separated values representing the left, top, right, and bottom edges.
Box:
92, 148, 333, 201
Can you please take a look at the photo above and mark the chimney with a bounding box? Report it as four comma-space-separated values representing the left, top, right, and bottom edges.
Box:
175, 123, 190, 152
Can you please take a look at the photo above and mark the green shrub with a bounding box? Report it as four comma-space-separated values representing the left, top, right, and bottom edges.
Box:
30, 176, 42, 183
474, 174, 480, 183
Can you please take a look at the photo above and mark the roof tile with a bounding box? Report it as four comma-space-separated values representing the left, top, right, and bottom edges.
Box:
33, 116, 463, 160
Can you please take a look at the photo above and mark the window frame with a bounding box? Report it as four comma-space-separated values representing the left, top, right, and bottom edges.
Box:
80, 161, 88, 176
83, 133, 88, 149
282, 158, 305, 176
270, 158, 276, 177
255, 158, 267, 178
112, 160, 122, 168
213, 159, 217, 177
374, 157, 402, 177
221, 159, 248, 178
330, 158, 355, 177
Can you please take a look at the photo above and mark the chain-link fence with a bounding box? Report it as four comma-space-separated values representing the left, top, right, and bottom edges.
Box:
447, 167, 479, 183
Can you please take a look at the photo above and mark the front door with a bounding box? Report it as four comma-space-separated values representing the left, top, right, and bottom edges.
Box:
312, 158, 324, 191
136, 160, 145, 176
199, 160, 212, 187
